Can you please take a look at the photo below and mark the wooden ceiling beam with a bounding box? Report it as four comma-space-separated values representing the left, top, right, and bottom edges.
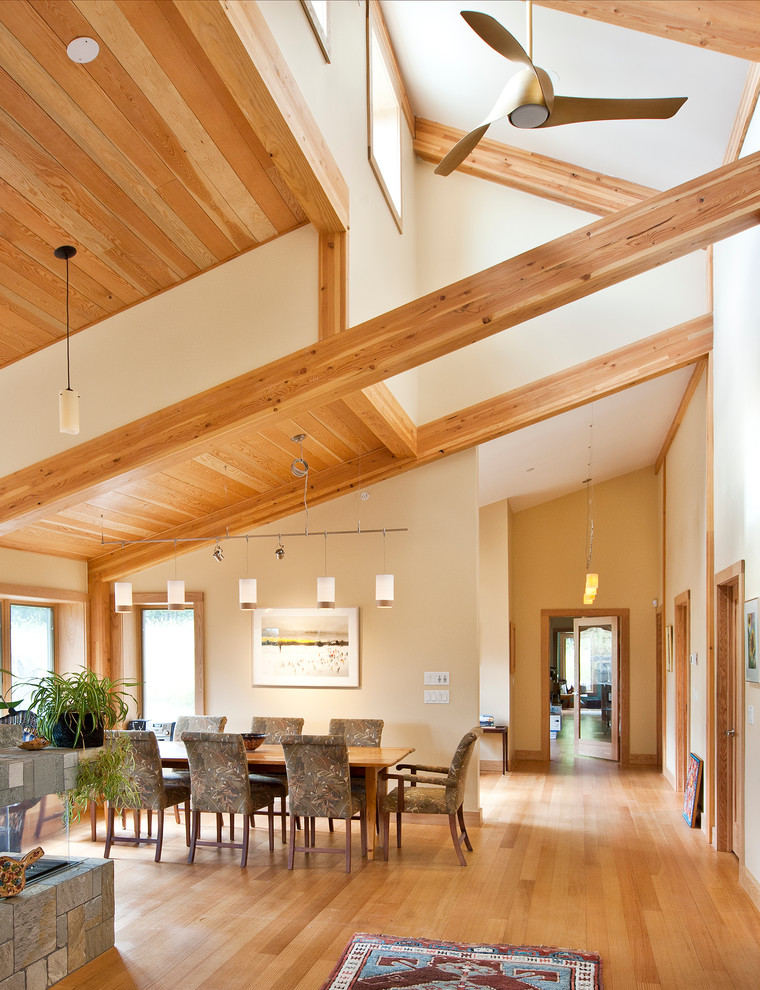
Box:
534, 1, 760, 61
0, 152, 756, 536
341, 383, 418, 460
724, 64, 760, 165
89, 315, 711, 579
173, 0, 349, 233
654, 359, 707, 473
414, 117, 658, 215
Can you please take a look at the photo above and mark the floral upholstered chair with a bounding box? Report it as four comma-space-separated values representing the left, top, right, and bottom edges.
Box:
281, 734, 367, 873
172, 714, 227, 740
103, 730, 191, 862
250, 716, 304, 741
327, 718, 384, 746
183, 732, 280, 867
380, 727, 482, 866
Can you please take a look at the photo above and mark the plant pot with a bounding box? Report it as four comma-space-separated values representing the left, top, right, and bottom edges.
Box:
51, 713, 104, 749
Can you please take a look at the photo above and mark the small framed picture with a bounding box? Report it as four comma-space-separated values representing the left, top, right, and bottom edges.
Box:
682, 753, 703, 828
745, 599, 759, 683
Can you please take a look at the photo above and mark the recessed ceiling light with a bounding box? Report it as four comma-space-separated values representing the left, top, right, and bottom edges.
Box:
67, 37, 99, 64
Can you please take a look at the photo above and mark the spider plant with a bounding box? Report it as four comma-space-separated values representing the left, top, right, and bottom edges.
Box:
64, 732, 139, 823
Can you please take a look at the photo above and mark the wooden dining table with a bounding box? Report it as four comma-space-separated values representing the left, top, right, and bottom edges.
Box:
158, 740, 414, 861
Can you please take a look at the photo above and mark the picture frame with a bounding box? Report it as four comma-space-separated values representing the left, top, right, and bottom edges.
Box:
745, 598, 759, 683
252, 607, 359, 687
682, 752, 703, 828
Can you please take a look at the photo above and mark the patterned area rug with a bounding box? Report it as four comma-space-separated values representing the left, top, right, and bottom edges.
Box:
319, 933, 603, 989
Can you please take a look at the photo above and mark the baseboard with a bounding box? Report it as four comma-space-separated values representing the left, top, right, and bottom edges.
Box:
515, 749, 545, 761
625, 753, 659, 766
479, 760, 503, 773
740, 863, 760, 912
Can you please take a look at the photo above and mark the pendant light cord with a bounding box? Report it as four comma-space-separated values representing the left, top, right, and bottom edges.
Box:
65, 253, 71, 391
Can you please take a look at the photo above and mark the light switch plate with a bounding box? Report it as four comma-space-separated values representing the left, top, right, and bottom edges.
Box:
424, 671, 450, 685
424, 690, 450, 704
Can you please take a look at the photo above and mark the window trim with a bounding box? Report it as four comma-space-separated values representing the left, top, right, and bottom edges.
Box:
367, 1, 403, 231
117, 592, 205, 717
301, 0, 330, 62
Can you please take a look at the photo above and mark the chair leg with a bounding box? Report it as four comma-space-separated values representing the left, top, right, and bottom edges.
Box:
280, 796, 287, 843
188, 810, 200, 864
267, 803, 275, 852
240, 815, 249, 868
345, 818, 351, 874
229, 813, 235, 840
328, 817, 334, 833
147, 810, 153, 837
449, 813, 467, 866
104, 804, 115, 859
382, 811, 390, 861
216, 813, 223, 843
458, 805, 473, 851
287, 813, 296, 870
183, 801, 191, 846
90, 800, 98, 842
360, 805, 368, 859
396, 811, 402, 848
155, 810, 165, 862
174, 805, 181, 825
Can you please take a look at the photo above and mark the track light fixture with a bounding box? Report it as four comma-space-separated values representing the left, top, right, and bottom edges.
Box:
212, 541, 224, 563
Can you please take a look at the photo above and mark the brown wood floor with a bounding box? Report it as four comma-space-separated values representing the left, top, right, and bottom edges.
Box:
53, 751, 760, 990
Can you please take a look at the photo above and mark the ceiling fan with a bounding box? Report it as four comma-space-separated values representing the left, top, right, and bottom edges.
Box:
436, 4, 687, 176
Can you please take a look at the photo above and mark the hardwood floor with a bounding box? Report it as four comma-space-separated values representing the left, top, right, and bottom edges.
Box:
52, 748, 760, 990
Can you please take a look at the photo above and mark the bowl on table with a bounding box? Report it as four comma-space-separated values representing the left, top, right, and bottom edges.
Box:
241, 732, 266, 751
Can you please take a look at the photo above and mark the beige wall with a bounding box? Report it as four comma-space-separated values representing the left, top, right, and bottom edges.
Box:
0, 548, 87, 594
128, 451, 483, 811
510, 467, 660, 759
478, 500, 511, 767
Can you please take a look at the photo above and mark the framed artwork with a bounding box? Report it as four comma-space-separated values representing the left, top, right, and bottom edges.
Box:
665, 624, 674, 672
252, 607, 359, 687
745, 599, 759, 682
682, 752, 703, 828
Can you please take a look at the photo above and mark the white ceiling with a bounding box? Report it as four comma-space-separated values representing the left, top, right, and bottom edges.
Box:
381, 0, 747, 510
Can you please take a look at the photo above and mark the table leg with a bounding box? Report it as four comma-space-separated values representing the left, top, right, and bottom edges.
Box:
364, 768, 378, 861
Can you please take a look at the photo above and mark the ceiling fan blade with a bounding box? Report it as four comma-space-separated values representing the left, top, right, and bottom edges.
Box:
461, 10, 533, 67
435, 124, 491, 176
538, 95, 687, 128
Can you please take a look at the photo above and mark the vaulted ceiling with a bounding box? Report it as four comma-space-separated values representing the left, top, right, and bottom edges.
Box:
0, 0, 757, 582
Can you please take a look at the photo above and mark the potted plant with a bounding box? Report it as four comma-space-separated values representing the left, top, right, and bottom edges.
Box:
13, 668, 138, 749
64, 733, 139, 823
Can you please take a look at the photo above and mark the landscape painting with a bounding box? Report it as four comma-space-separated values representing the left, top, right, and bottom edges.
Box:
252, 607, 359, 687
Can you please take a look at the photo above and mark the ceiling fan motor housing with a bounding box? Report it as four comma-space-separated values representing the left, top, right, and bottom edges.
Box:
506, 66, 554, 128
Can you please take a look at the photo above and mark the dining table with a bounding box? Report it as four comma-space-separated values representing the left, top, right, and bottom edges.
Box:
158, 740, 414, 861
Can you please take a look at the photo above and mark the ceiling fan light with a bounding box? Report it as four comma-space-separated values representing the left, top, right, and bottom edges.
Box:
509, 102, 549, 128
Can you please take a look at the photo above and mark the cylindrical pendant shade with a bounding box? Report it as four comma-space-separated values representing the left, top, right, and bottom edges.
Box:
317, 575, 335, 609
239, 577, 257, 610
59, 387, 80, 435
585, 572, 599, 591
167, 579, 185, 610
114, 582, 133, 613
376, 573, 394, 608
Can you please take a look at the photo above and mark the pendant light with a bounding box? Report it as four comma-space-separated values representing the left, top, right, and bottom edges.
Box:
317, 533, 335, 608
167, 542, 185, 610
55, 245, 80, 435
582, 412, 599, 604
376, 529, 394, 608
239, 536, 257, 610
113, 582, 133, 613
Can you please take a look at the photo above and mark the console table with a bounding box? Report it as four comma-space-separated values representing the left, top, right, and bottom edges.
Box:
481, 725, 508, 773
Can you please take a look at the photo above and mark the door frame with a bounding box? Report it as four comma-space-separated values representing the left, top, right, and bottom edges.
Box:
674, 590, 691, 792
715, 560, 744, 858
573, 615, 619, 760
541, 608, 630, 762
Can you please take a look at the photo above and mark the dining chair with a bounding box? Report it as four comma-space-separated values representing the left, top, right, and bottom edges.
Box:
281, 734, 367, 874
170, 715, 227, 824
326, 718, 384, 832
249, 717, 304, 834
103, 730, 191, 862
182, 731, 280, 867
380, 727, 482, 866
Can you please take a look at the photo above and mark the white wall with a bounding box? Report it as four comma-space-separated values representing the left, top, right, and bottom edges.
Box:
478, 500, 510, 766
713, 105, 760, 884
128, 451, 483, 811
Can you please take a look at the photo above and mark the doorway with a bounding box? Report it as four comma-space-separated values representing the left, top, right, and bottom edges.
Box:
573, 616, 619, 760
715, 562, 744, 856
542, 609, 629, 762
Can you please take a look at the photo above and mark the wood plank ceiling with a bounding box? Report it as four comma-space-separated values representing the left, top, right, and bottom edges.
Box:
0, 0, 753, 580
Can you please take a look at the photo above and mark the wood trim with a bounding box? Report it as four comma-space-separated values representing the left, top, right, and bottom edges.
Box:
674, 589, 691, 792
715, 560, 744, 856
174, 0, 348, 233
414, 117, 658, 215
4, 142, 756, 538
705, 353, 715, 842
368, 1, 415, 136
0, 583, 87, 604
534, 2, 760, 61
654, 358, 707, 473
724, 64, 760, 165
318, 231, 347, 337
656, 607, 663, 770
87, 575, 110, 679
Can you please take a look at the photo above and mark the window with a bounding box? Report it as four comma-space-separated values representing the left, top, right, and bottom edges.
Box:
368, 4, 402, 229
116, 592, 204, 721
301, 0, 330, 61
8, 605, 54, 699
141, 608, 196, 721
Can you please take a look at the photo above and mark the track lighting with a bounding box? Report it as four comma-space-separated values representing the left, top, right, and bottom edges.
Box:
212, 542, 224, 562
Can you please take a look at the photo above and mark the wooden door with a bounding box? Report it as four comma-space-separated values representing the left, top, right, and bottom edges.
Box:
716, 564, 744, 855
573, 616, 619, 760
674, 592, 690, 791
